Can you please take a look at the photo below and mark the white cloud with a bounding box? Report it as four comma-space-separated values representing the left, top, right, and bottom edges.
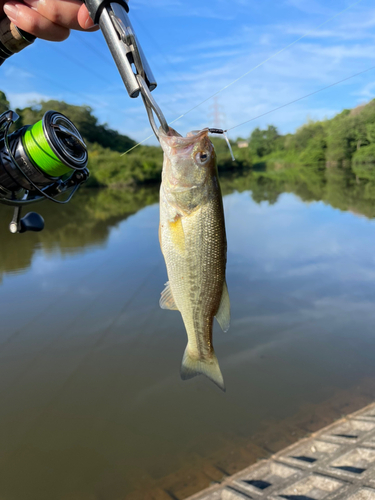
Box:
352, 81, 375, 99
11, 0, 370, 145
3, 65, 34, 80
141, 3, 375, 140
6, 92, 53, 109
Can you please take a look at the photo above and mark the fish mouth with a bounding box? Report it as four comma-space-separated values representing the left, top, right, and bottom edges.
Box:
159, 126, 209, 153
170, 184, 198, 193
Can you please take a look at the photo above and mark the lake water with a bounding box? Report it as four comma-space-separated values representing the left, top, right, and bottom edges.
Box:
1, 169, 375, 500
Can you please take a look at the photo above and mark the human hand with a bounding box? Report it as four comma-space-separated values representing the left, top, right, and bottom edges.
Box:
2, 0, 98, 42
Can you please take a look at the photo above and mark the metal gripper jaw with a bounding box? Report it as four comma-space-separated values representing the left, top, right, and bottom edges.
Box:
98, 1, 157, 98
84, 0, 169, 138
0, 0, 169, 140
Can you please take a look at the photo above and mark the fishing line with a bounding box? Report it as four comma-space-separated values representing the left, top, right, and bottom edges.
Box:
10, 63, 121, 112
0, 251, 150, 398
173, 0, 363, 121
124, 63, 375, 155
121, 110, 185, 155
50, 44, 115, 86
223, 131, 235, 161
131, 11, 189, 91
74, 31, 115, 66
23, 120, 71, 177
51, 35, 182, 118
0, 249, 119, 351
122, 0, 363, 154
226, 64, 375, 132
71, 25, 184, 122
209, 128, 236, 160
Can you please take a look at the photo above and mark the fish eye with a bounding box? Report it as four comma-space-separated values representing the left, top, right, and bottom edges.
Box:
195, 151, 210, 165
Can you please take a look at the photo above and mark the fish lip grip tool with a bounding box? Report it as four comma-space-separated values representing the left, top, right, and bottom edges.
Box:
92, 0, 169, 138
0, 0, 169, 138
0, 0, 169, 232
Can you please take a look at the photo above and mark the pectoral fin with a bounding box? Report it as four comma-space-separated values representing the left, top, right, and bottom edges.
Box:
215, 281, 230, 332
160, 281, 178, 311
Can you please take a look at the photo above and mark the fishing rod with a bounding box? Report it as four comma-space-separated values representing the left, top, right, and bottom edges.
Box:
0, 0, 362, 232
0, 0, 168, 233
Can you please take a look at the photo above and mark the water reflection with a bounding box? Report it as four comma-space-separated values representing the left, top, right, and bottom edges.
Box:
2, 164, 375, 279
1, 166, 375, 499
0, 186, 159, 280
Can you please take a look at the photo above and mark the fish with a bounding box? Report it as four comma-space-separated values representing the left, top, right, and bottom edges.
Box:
158, 126, 230, 391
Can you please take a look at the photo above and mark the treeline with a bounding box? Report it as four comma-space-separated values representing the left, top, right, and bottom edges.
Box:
4, 161, 375, 280
4, 90, 375, 188
1, 92, 249, 187
2, 93, 165, 187
13, 98, 162, 187
0, 186, 160, 282
223, 166, 375, 219
245, 99, 375, 176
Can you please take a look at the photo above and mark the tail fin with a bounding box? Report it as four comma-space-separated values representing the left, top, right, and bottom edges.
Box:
181, 346, 225, 392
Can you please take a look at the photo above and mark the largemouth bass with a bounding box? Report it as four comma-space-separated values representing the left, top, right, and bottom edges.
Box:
159, 126, 230, 391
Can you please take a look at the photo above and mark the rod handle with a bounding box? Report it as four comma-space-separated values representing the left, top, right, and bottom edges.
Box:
0, 17, 35, 65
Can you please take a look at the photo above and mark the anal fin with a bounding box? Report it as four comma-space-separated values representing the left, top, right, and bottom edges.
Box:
216, 281, 230, 332
160, 281, 178, 311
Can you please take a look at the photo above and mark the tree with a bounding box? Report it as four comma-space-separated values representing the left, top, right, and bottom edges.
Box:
366, 123, 375, 144
249, 125, 280, 157
0, 91, 9, 114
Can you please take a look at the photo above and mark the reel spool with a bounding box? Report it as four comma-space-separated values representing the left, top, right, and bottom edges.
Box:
0, 110, 89, 233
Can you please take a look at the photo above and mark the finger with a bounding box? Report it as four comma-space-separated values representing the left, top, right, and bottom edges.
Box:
77, 3, 97, 30
3, 1, 70, 41
21, 0, 96, 31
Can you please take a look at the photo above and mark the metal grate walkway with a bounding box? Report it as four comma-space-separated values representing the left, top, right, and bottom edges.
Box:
186, 403, 375, 500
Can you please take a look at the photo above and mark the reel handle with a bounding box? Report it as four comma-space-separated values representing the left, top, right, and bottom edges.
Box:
9, 207, 44, 234
19, 211, 45, 233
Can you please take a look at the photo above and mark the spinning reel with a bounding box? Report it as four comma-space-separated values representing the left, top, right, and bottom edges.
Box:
0, 0, 168, 234
0, 110, 88, 233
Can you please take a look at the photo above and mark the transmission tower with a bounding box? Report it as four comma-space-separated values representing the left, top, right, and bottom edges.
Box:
209, 96, 225, 129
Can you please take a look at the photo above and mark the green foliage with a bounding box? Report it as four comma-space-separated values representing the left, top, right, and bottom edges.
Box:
212, 137, 252, 171
243, 100, 375, 169
366, 123, 375, 143
86, 143, 163, 187
2, 92, 248, 187
0, 184, 160, 280
298, 135, 326, 164
249, 125, 279, 157
6, 89, 375, 189
0, 91, 9, 114
7, 95, 165, 187
352, 144, 375, 181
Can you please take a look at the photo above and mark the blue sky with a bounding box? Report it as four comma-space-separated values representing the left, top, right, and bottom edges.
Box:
0, 0, 374, 146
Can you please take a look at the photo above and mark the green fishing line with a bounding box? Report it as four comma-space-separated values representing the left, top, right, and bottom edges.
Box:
23, 120, 71, 177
